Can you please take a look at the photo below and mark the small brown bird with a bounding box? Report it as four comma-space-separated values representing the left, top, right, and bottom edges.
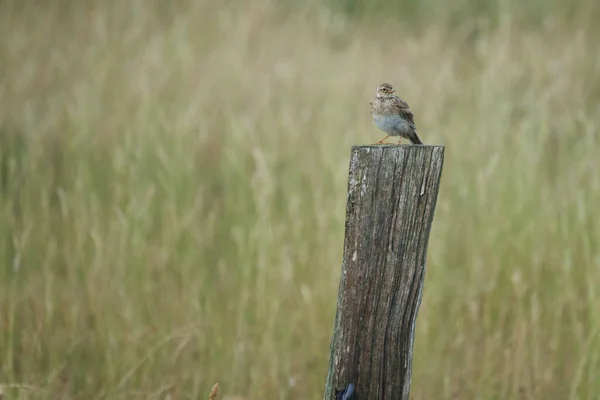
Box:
370, 83, 423, 145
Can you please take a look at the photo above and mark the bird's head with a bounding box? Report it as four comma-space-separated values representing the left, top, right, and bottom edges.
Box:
376, 83, 396, 98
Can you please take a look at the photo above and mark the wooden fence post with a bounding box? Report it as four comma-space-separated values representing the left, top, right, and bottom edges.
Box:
324, 145, 444, 400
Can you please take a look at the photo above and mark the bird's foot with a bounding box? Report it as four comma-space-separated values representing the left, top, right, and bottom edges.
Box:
375, 135, 390, 144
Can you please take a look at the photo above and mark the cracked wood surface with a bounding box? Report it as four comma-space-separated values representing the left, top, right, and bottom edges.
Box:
324, 145, 444, 400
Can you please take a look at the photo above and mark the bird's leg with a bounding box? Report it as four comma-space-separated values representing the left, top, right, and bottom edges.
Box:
376, 135, 389, 144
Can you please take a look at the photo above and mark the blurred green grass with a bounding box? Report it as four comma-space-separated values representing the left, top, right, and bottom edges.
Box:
1, 0, 599, 399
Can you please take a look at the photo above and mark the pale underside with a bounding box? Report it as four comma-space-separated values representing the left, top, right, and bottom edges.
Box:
372, 113, 413, 136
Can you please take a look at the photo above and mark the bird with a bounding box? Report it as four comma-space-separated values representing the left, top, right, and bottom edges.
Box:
369, 82, 423, 145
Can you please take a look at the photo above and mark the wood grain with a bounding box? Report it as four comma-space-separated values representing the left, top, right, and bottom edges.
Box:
324, 145, 444, 400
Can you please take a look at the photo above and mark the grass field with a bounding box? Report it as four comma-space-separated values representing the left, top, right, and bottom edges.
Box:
1, 0, 599, 398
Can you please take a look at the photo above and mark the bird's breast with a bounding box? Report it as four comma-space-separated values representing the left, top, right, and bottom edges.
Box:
372, 113, 411, 135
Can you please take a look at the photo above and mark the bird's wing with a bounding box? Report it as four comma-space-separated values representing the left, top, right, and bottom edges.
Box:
392, 96, 416, 127
369, 99, 375, 115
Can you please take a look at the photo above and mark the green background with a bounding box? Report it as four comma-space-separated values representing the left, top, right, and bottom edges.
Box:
1, 0, 599, 398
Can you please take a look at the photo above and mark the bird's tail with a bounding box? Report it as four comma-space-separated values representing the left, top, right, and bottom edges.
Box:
408, 130, 424, 145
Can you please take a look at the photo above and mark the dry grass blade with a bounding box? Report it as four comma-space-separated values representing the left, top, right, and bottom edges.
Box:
208, 383, 219, 400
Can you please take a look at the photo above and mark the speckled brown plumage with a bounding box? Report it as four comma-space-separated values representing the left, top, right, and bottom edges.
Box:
370, 83, 423, 145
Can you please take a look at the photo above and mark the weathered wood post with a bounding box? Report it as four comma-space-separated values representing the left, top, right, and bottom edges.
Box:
324, 145, 444, 400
